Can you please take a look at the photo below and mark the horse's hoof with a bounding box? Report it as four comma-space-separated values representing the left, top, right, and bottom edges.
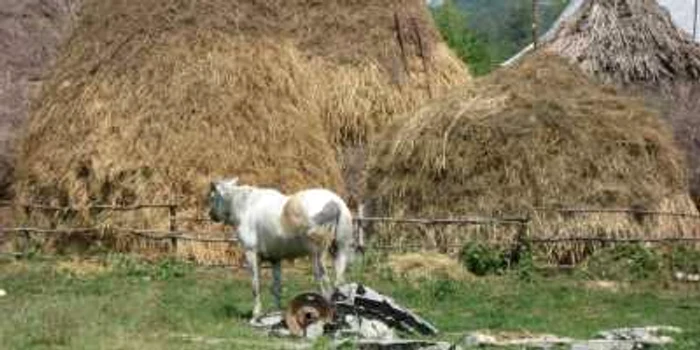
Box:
249, 315, 263, 327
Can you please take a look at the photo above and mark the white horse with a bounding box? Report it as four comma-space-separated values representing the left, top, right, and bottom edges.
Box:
208, 177, 358, 319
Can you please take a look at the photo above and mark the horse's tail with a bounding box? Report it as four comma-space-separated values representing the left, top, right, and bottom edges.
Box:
312, 200, 349, 258
330, 206, 342, 258
331, 201, 358, 259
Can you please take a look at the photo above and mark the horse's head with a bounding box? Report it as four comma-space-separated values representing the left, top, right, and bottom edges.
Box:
208, 177, 239, 224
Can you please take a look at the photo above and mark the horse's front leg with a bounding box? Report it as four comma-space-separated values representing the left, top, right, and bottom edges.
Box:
271, 260, 282, 310
244, 250, 262, 319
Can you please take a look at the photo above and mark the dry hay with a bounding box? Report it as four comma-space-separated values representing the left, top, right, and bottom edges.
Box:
387, 252, 471, 282
17, 34, 341, 221
665, 82, 700, 206
56, 256, 110, 276
366, 52, 700, 262
583, 280, 629, 293
112, 233, 244, 267
12, 0, 469, 263
544, 0, 700, 90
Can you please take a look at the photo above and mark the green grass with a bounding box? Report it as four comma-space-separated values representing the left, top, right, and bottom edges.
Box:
1, 254, 699, 349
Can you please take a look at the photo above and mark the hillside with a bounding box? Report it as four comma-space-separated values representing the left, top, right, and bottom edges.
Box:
444, 0, 569, 64
0, 0, 80, 199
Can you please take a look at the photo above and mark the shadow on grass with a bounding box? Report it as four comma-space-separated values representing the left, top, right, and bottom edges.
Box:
220, 302, 252, 320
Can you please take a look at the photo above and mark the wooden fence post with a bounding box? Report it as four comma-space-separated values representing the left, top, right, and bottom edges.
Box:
357, 204, 366, 251
20, 229, 30, 259
509, 215, 531, 267
168, 201, 178, 252
20, 205, 32, 259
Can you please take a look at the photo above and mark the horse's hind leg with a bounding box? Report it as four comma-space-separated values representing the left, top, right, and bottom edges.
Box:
271, 260, 282, 310
312, 250, 331, 297
244, 250, 262, 319
333, 250, 348, 287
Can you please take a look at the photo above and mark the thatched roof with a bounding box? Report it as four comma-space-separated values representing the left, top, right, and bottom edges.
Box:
366, 53, 699, 256
13, 0, 469, 229
543, 0, 700, 88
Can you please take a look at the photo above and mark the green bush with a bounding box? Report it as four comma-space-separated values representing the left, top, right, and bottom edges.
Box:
582, 244, 664, 281
669, 246, 700, 274
459, 241, 508, 276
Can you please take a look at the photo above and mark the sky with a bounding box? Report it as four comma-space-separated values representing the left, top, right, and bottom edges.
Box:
658, 0, 699, 41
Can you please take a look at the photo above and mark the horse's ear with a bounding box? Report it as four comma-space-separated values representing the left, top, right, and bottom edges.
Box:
210, 180, 219, 192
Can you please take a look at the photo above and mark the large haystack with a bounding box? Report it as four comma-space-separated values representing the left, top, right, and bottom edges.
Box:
366, 53, 699, 261
12, 0, 468, 260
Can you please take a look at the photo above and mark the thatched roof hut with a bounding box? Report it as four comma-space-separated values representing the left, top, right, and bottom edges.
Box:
539, 0, 700, 208
12, 0, 468, 261
504, 0, 700, 209
543, 0, 700, 89
366, 53, 699, 262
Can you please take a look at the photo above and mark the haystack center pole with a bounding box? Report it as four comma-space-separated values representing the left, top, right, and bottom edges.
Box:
694, 0, 698, 40
532, 0, 540, 49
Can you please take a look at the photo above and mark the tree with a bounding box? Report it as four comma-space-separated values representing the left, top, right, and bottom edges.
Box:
433, 0, 570, 67
431, 0, 492, 75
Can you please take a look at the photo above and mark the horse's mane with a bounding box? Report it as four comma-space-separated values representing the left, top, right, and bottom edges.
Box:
221, 184, 286, 214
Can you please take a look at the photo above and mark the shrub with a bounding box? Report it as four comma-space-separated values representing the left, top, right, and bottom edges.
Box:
582, 244, 664, 281
459, 241, 508, 276
108, 254, 192, 280
668, 245, 700, 275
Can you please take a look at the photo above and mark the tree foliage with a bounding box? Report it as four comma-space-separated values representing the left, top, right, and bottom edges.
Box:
431, 0, 570, 74
431, 0, 492, 76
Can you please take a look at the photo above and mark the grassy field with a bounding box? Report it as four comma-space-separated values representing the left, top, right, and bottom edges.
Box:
1, 253, 699, 349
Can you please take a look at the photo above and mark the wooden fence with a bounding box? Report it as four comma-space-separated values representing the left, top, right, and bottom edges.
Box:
2, 199, 700, 264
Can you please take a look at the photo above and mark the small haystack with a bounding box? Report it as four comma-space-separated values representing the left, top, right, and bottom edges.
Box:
387, 252, 470, 282
13, 0, 468, 262
366, 53, 699, 262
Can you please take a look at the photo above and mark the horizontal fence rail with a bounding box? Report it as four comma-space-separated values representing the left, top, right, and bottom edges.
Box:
3, 199, 700, 264
534, 206, 700, 219
528, 237, 700, 243
352, 216, 528, 225
4, 227, 698, 245
0, 201, 175, 211
0, 226, 236, 243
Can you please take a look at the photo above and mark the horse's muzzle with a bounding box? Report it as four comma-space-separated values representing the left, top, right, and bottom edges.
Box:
208, 209, 221, 223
